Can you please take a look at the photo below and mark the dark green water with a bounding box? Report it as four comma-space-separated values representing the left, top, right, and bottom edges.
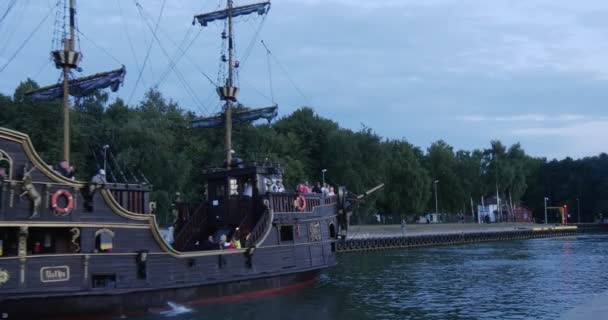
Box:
134, 234, 608, 320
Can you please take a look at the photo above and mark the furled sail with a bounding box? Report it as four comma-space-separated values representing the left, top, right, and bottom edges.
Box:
192, 105, 278, 129
194, 1, 270, 27
25, 66, 126, 101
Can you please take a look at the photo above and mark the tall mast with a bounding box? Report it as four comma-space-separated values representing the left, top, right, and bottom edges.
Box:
58, 0, 81, 164
192, 1, 274, 167
25, 0, 127, 165
225, 0, 234, 168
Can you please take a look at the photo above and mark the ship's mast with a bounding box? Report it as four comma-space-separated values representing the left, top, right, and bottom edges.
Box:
225, 0, 234, 168
57, 0, 81, 164
192, 1, 274, 167
25, 0, 126, 167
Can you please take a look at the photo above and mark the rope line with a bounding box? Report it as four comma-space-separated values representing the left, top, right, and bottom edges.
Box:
0, 0, 31, 57
155, 26, 195, 85
116, 0, 147, 90
265, 41, 312, 107
0, 0, 18, 26
0, 4, 53, 74
261, 40, 274, 103
135, 1, 209, 114
239, 14, 267, 68
76, 29, 123, 66
128, 0, 166, 106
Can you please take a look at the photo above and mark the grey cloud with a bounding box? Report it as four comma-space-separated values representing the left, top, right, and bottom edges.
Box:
2, 0, 608, 159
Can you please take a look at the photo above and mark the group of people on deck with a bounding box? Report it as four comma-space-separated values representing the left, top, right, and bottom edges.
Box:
297, 181, 335, 197
52, 160, 108, 184
198, 231, 243, 251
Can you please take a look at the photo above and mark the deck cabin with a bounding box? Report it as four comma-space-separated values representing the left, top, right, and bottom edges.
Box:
173, 161, 339, 253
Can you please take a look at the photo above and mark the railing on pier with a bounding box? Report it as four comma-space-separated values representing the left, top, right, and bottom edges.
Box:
173, 203, 208, 251
267, 193, 336, 213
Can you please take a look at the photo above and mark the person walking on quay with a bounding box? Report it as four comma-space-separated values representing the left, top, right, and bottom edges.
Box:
401, 218, 406, 235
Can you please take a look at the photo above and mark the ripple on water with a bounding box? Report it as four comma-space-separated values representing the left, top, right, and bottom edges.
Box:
127, 234, 608, 320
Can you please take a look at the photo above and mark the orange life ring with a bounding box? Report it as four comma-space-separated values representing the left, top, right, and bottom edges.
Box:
294, 195, 306, 212
51, 189, 74, 215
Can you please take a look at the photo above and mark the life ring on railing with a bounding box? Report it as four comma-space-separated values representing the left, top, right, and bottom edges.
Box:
51, 189, 74, 215
294, 195, 306, 212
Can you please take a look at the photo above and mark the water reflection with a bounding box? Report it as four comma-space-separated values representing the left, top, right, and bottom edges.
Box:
134, 234, 608, 320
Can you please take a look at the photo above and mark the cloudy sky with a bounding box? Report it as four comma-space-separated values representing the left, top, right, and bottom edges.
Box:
2, 0, 608, 159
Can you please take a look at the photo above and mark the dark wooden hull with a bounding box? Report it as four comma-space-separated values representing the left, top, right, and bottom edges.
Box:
0, 268, 323, 319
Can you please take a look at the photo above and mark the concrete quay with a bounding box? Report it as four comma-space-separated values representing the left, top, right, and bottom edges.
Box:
337, 223, 605, 253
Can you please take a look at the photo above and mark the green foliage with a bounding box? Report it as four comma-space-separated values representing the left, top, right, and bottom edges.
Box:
1, 83, 606, 223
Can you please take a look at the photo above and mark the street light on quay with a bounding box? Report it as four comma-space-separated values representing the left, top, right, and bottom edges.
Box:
434, 180, 439, 215
544, 197, 549, 224
322, 169, 327, 185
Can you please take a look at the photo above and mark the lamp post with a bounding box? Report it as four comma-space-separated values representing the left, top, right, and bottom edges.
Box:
545, 197, 549, 224
102, 145, 109, 172
322, 169, 327, 185
577, 198, 580, 224
434, 180, 439, 215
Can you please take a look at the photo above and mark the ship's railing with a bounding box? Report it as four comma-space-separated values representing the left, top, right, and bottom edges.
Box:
173, 202, 208, 251
107, 183, 151, 214
0, 180, 151, 215
235, 206, 256, 242
267, 193, 337, 213
246, 203, 272, 247
201, 161, 283, 174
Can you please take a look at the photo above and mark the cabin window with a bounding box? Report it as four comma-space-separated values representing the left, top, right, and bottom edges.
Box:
329, 223, 337, 252
215, 184, 226, 198
136, 251, 148, 279
0, 227, 18, 257
229, 178, 238, 196
0, 149, 13, 180
280, 225, 294, 242
28, 227, 80, 254
329, 224, 336, 239
309, 222, 321, 242
92, 274, 116, 288
95, 229, 114, 253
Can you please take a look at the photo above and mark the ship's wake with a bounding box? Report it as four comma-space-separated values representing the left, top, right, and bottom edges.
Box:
159, 302, 193, 317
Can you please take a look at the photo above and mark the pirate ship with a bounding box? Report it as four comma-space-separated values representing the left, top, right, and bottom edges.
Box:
0, 1, 348, 318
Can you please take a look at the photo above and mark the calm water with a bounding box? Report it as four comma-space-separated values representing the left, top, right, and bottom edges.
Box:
134, 234, 608, 320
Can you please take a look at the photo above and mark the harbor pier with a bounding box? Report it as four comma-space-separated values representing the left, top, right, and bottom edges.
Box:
337, 223, 606, 253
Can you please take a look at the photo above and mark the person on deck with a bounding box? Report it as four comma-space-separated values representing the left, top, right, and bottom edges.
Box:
328, 186, 335, 196
227, 239, 236, 249
54, 160, 75, 180
202, 235, 216, 250
321, 183, 329, 196
296, 183, 306, 193
219, 234, 228, 250
243, 180, 253, 197
91, 169, 106, 184
312, 182, 322, 194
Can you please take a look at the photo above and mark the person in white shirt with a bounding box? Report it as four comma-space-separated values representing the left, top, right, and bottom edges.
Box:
243, 180, 253, 197
321, 183, 329, 196
328, 186, 335, 196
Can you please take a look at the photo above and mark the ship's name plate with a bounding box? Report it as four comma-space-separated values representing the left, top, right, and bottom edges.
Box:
40, 266, 70, 283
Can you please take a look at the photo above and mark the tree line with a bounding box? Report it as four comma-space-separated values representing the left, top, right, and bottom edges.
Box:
0, 80, 605, 225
